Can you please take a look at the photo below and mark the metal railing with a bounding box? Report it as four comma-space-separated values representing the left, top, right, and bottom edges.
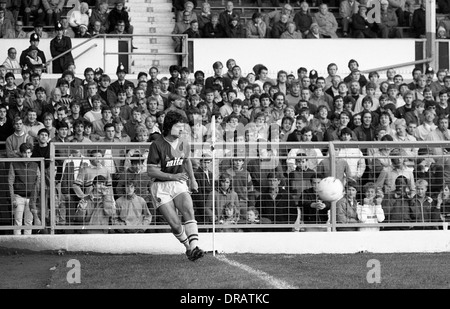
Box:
13, 140, 444, 234
45, 34, 102, 70
44, 33, 189, 74
1, 140, 449, 234
360, 57, 432, 74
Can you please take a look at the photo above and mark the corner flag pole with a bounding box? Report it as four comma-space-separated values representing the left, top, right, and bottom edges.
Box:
211, 115, 216, 256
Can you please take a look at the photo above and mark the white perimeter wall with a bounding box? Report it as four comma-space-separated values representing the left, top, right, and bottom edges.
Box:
191, 39, 419, 79
0, 231, 449, 254
0, 38, 119, 75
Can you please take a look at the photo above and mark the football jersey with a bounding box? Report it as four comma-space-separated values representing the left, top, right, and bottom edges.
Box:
148, 134, 190, 181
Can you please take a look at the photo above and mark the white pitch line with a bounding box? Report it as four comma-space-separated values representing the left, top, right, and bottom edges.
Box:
216, 255, 298, 289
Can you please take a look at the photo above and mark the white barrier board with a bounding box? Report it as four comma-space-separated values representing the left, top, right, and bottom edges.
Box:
190, 38, 419, 79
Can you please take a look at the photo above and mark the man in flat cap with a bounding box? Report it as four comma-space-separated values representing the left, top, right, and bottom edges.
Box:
50, 21, 74, 74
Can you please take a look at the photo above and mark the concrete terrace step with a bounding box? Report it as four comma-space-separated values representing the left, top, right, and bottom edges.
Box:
131, 64, 176, 74
128, 0, 178, 74
131, 45, 176, 53
130, 46, 176, 54
132, 21, 175, 28
131, 15, 174, 23
133, 22, 175, 28
129, 5, 173, 12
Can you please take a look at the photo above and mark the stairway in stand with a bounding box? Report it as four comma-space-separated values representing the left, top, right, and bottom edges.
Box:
127, 0, 177, 74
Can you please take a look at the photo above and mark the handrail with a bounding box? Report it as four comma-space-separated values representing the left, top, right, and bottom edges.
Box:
360, 57, 432, 74
44, 33, 188, 74
45, 34, 101, 70
73, 43, 97, 61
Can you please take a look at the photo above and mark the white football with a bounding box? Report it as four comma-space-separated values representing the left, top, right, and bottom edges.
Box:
316, 177, 344, 202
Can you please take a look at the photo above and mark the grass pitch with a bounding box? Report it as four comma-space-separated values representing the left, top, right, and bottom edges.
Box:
0, 248, 449, 289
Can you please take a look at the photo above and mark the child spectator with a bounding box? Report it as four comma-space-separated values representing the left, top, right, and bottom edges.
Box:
238, 206, 271, 232
357, 182, 385, 232
113, 179, 152, 233
217, 201, 241, 232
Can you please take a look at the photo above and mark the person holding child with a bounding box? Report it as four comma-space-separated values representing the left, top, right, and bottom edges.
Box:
74, 175, 116, 233
205, 172, 239, 224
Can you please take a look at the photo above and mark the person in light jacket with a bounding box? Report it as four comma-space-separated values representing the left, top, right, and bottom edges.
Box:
313, 3, 338, 38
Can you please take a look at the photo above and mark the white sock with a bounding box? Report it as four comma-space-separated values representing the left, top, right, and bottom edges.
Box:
173, 225, 189, 250
184, 220, 199, 249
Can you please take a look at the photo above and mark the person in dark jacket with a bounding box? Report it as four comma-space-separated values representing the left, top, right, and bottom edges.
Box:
183, 19, 201, 38
225, 14, 245, 38
107, 0, 133, 34
0, 103, 13, 145
412, 0, 425, 38
8, 142, 41, 235
203, 13, 225, 38
50, 22, 74, 74
293, 0, 313, 38
300, 174, 331, 226
351, 5, 378, 38
192, 155, 213, 224
257, 172, 296, 231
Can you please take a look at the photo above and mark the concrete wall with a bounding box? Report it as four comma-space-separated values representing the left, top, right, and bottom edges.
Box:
0, 231, 449, 254
190, 38, 420, 78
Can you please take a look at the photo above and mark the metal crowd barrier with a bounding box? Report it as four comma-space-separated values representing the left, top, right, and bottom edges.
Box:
1, 141, 449, 234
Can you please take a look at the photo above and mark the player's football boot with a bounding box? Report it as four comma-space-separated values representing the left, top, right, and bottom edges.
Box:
187, 246, 205, 261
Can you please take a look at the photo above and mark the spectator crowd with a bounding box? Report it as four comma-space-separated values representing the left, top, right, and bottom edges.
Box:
0, 52, 449, 234
173, 0, 431, 40
0, 0, 134, 42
